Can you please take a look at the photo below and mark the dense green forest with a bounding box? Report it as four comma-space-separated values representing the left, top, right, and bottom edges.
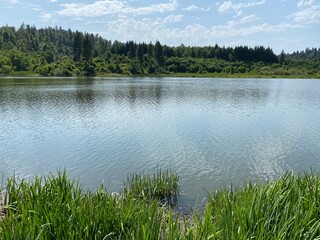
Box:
0, 24, 319, 77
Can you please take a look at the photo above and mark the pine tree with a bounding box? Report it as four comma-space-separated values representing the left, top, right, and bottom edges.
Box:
154, 41, 164, 66
83, 33, 93, 62
73, 31, 83, 62
136, 44, 144, 65
279, 50, 285, 66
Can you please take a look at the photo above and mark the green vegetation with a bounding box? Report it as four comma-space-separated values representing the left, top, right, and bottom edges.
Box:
1, 170, 320, 239
0, 24, 319, 78
123, 170, 179, 206
1, 170, 180, 239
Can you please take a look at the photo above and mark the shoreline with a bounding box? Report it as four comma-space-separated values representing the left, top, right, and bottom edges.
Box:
1, 72, 320, 79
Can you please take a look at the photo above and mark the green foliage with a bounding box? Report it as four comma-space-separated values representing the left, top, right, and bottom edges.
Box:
71, 31, 81, 63
154, 41, 164, 66
123, 169, 179, 206
0, 55, 12, 73
83, 33, 94, 62
0, 24, 319, 77
82, 61, 96, 76
0, 170, 178, 239
190, 171, 320, 239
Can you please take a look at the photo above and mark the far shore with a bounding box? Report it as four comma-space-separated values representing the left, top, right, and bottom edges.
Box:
1, 72, 320, 79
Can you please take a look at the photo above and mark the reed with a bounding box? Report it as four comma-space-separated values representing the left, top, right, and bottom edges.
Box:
0, 169, 179, 239
123, 169, 180, 206
1, 170, 320, 239
185, 171, 320, 239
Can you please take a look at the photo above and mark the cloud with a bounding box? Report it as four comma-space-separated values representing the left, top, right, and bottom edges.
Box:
228, 14, 260, 25
29, 4, 43, 12
58, 0, 177, 17
104, 15, 304, 46
218, 0, 266, 13
289, 4, 320, 24
162, 14, 183, 24
240, 14, 260, 22
210, 22, 303, 39
297, 0, 315, 7
4, 0, 20, 9
8, 0, 19, 4
234, 10, 243, 17
182, 4, 198, 11
182, 4, 210, 12
39, 13, 56, 22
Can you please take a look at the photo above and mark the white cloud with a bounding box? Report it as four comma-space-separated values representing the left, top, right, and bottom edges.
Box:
297, 0, 315, 7
290, 4, 320, 24
218, 0, 266, 13
228, 14, 260, 25
40, 13, 55, 22
240, 14, 260, 23
162, 14, 183, 24
4, 0, 20, 8
59, 1, 125, 17
234, 10, 243, 17
104, 15, 304, 46
58, 0, 177, 17
29, 4, 43, 12
182, 4, 210, 12
8, 0, 19, 4
210, 22, 303, 39
182, 4, 198, 11
32, 7, 41, 11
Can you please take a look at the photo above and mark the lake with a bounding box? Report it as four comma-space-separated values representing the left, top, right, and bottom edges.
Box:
1, 77, 320, 209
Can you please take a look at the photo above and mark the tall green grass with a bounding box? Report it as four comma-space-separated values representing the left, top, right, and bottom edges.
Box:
0, 170, 180, 239
123, 169, 179, 206
187, 171, 320, 239
1, 170, 320, 239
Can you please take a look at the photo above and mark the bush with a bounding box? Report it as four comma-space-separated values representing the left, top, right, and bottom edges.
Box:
53, 67, 73, 77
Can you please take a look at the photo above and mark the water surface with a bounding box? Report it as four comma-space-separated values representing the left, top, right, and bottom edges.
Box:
1, 77, 320, 208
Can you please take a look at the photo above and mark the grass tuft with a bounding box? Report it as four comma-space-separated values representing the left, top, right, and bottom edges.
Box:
122, 169, 179, 206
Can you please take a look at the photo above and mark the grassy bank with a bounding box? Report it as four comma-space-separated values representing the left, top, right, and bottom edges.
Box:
1, 170, 320, 239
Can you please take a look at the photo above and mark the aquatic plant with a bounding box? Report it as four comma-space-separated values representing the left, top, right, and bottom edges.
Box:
0, 170, 179, 239
186, 171, 320, 239
123, 169, 180, 206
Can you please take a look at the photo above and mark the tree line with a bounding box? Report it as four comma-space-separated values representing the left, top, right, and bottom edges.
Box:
0, 24, 319, 77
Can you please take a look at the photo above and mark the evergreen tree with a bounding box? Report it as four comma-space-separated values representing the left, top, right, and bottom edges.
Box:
83, 33, 93, 62
73, 31, 83, 62
126, 41, 136, 59
147, 42, 153, 58
136, 44, 144, 65
154, 41, 164, 66
279, 50, 285, 66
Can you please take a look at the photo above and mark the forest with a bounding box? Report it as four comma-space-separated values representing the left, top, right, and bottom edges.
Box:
0, 24, 319, 77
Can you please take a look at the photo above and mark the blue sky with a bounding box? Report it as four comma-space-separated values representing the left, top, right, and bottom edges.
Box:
0, 0, 319, 54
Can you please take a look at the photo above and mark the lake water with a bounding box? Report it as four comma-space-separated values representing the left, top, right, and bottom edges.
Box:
1, 77, 320, 209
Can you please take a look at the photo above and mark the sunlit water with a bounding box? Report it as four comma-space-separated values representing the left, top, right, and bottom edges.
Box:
1, 77, 320, 210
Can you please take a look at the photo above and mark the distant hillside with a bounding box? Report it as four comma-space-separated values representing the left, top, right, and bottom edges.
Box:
0, 24, 319, 77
